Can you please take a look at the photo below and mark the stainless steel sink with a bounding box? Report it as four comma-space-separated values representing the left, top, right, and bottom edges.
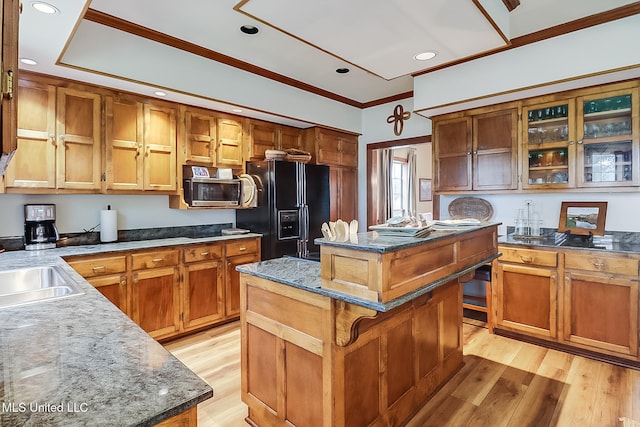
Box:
0, 265, 84, 309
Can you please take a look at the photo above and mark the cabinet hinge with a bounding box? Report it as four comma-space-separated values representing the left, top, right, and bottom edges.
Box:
1, 68, 14, 100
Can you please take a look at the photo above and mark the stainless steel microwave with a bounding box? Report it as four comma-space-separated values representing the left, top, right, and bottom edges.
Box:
183, 166, 242, 207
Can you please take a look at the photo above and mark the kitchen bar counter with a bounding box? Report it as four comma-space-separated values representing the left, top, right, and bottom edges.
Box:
239, 224, 499, 426
0, 234, 258, 426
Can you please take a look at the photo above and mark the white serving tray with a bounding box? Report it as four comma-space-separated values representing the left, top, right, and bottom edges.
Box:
369, 224, 432, 237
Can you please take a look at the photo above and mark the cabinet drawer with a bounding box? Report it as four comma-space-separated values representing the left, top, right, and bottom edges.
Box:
184, 243, 224, 263
131, 249, 180, 270
498, 247, 557, 267
226, 238, 259, 257
66, 255, 127, 278
564, 252, 639, 276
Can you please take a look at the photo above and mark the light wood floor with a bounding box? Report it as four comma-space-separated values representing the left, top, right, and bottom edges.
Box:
164, 319, 640, 427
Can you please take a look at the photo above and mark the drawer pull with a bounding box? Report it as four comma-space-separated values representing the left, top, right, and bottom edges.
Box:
92, 266, 106, 272
152, 258, 164, 263
239, 247, 247, 251
200, 252, 210, 256
520, 255, 533, 263
593, 261, 605, 268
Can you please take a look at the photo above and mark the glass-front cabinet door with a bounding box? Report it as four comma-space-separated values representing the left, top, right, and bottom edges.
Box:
523, 100, 576, 188
576, 89, 638, 187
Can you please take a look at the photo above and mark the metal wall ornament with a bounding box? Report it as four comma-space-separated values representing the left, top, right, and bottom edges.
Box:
386, 104, 411, 136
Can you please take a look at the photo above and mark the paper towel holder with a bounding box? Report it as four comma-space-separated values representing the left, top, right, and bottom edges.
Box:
100, 205, 118, 243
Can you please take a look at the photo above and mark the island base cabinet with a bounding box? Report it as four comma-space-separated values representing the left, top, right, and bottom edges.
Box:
241, 273, 462, 427
563, 272, 638, 357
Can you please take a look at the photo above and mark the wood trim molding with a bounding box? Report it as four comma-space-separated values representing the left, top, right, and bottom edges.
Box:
366, 135, 431, 151
502, 0, 520, 12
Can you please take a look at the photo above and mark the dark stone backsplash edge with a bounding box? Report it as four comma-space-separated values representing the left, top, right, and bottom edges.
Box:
0, 223, 233, 251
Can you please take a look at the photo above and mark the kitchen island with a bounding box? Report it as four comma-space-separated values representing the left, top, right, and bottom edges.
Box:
0, 234, 259, 426
237, 223, 499, 427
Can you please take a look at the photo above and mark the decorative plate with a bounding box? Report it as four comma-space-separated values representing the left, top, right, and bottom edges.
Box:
447, 197, 494, 221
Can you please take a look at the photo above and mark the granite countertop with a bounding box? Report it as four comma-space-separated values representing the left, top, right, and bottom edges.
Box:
315, 222, 499, 253
498, 230, 640, 254
237, 251, 500, 313
0, 233, 260, 426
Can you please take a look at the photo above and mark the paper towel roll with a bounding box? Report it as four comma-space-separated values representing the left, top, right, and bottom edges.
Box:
100, 209, 118, 242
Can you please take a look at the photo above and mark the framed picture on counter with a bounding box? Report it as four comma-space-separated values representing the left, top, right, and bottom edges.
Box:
419, 179, 432, 201
558, 201, 608, 236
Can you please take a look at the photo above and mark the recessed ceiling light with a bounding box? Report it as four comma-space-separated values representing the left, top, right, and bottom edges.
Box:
31, 2, 59, 14
154, 91, 166, 97
240, 25, 259, 35
20, 58, 38, 66
336, 68, 350, 74
414, 51, 437, 61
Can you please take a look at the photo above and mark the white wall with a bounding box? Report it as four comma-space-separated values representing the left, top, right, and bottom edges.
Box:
439, 192, 640, 235
0, 194, 235, 238
359, 99, 433, 225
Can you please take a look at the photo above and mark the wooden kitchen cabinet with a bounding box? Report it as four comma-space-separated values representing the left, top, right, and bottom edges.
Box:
279, 125, 303, 151
216, 114, 244, 167
65, 254, 129, 315
245, 119, 303, 161
246, 119, 278, 161
1, 0, 20, 159
329, 165, 357, 222
522, 98, 576, 188
131, 249, 181, 340
302, 127, 358, 167
5, 77, 102, 190
182, 243, 225, 331
105, 94, 178, 192
105, 94, 144, 191
225, 238, 260, 317
494, 247, 558, 339
562, 250, 639, 357
184, 107, 217, 164
575, 87, 639, 188
144, 103, 177, 191
434, 106, 517, 192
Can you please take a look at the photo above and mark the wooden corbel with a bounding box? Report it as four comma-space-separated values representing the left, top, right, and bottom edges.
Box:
334, 300, 378, 347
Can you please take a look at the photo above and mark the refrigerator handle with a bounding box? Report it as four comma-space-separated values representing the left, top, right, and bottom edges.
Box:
300, 205, 309, 258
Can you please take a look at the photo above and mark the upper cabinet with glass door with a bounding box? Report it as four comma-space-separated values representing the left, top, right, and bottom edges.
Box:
523, 100, 576, 188
576, 88, 638, 188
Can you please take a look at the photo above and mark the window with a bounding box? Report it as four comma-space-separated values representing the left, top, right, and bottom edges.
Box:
391, 158, 409, 217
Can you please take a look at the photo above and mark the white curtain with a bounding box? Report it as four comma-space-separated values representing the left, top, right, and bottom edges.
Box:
377, 148, 393, 222
407, 148, 417, 217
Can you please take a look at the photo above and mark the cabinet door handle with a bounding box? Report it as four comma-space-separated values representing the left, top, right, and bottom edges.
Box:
577, 140, 583, 144
520, 255, 533, 263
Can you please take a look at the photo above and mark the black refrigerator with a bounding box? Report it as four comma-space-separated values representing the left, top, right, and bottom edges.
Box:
236, 160, 330, 261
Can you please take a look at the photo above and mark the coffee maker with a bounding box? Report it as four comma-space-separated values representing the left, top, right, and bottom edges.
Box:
24, 204, 59, 250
